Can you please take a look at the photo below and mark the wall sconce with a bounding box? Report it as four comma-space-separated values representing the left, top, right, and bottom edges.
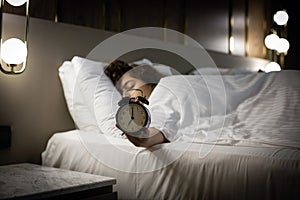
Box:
264, 62, 281, 73
264, 9, 289, 72
0, 0, 29, 74
273, 10, 289, 26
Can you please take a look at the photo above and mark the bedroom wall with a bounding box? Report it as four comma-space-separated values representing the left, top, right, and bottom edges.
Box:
5, 0, 299, 69
0, 14, 113, 165
3, 0, 272, 60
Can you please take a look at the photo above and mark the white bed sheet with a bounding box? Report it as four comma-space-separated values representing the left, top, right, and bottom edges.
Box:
42, 129, 300, 200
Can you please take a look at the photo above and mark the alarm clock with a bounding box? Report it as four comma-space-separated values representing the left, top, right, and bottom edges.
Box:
116, 96, 151, 136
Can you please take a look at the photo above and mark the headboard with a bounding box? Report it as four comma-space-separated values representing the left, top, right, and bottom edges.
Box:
0, 13, 270, 165
83, 29, 270, 74
117, 49, 270, 74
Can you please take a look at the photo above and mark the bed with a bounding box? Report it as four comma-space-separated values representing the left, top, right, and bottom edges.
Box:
41, 34, 300, 199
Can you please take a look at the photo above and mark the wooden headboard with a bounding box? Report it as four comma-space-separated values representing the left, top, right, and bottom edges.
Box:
0, 13, 270, 165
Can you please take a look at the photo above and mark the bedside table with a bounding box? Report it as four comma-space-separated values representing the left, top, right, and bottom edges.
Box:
0, 163, 117, 199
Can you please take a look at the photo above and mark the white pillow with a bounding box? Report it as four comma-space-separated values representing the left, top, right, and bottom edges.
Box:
58, 61, 75, 115
189, 67, 255, 75
73, 56, 123, 137
58, 60, 100, 132
130, 58, 177, 76
153, 63, 180, 76
129, 58, 153, 66
92, 72, 123, 136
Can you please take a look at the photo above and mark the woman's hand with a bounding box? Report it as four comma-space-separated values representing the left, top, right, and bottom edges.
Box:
124, 127, 169, 148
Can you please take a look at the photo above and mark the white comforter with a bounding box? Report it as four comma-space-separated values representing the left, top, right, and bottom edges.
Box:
149, 71, 300, 148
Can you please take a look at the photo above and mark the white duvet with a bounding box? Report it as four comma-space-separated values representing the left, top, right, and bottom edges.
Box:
149, 71, 300, 148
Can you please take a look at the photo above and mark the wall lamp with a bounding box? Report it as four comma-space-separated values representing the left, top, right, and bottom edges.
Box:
0, 0, 29, 74
264, 9, 289, 72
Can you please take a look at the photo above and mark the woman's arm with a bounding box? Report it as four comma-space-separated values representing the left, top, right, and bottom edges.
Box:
124, 127, 169, 148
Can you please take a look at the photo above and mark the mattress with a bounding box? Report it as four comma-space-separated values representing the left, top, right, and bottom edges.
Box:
42, 129, 300, 200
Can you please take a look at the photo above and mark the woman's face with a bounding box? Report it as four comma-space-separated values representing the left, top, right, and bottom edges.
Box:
116, 72, 154, 99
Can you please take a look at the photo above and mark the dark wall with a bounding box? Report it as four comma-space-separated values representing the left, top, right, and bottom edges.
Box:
3, 1, 268, 56
278, 1, 299, 69
3, 0, 299, 68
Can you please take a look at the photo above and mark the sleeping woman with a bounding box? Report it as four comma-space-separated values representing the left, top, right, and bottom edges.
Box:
105, 60, 300, 149
104, 60, 170, 147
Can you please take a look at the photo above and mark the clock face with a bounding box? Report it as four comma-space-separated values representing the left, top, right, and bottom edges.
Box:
116, 102, 149, 134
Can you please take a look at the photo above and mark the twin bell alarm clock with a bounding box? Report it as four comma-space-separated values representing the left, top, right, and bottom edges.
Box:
116, 96, 151, 136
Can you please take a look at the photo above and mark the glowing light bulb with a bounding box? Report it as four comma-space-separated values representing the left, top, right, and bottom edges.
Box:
264, 34, 279, 50
1, 38, 28, 65
276, 38, 290, 53
273, 10, 289, 26
265, 62, 281, 73
5, 0, 27, 6
229, 36, 234, 53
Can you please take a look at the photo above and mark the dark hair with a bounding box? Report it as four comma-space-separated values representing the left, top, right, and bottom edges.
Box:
104, 60, 133, 85
104, 60, 164, 86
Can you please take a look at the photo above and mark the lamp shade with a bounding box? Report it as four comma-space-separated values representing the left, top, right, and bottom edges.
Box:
5, 0, 27, 6
265, 62, 281, 73
273, 10, 289, 26
1, 38, 27, 65
264, 34, 279, 50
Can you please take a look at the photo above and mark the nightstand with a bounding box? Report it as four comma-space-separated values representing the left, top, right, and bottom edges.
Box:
0, 163, 117, 199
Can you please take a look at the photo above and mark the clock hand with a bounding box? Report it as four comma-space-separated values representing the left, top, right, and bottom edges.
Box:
131, 107, 134, 119
128, 107, 134, 127
127, 119, 133, 127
